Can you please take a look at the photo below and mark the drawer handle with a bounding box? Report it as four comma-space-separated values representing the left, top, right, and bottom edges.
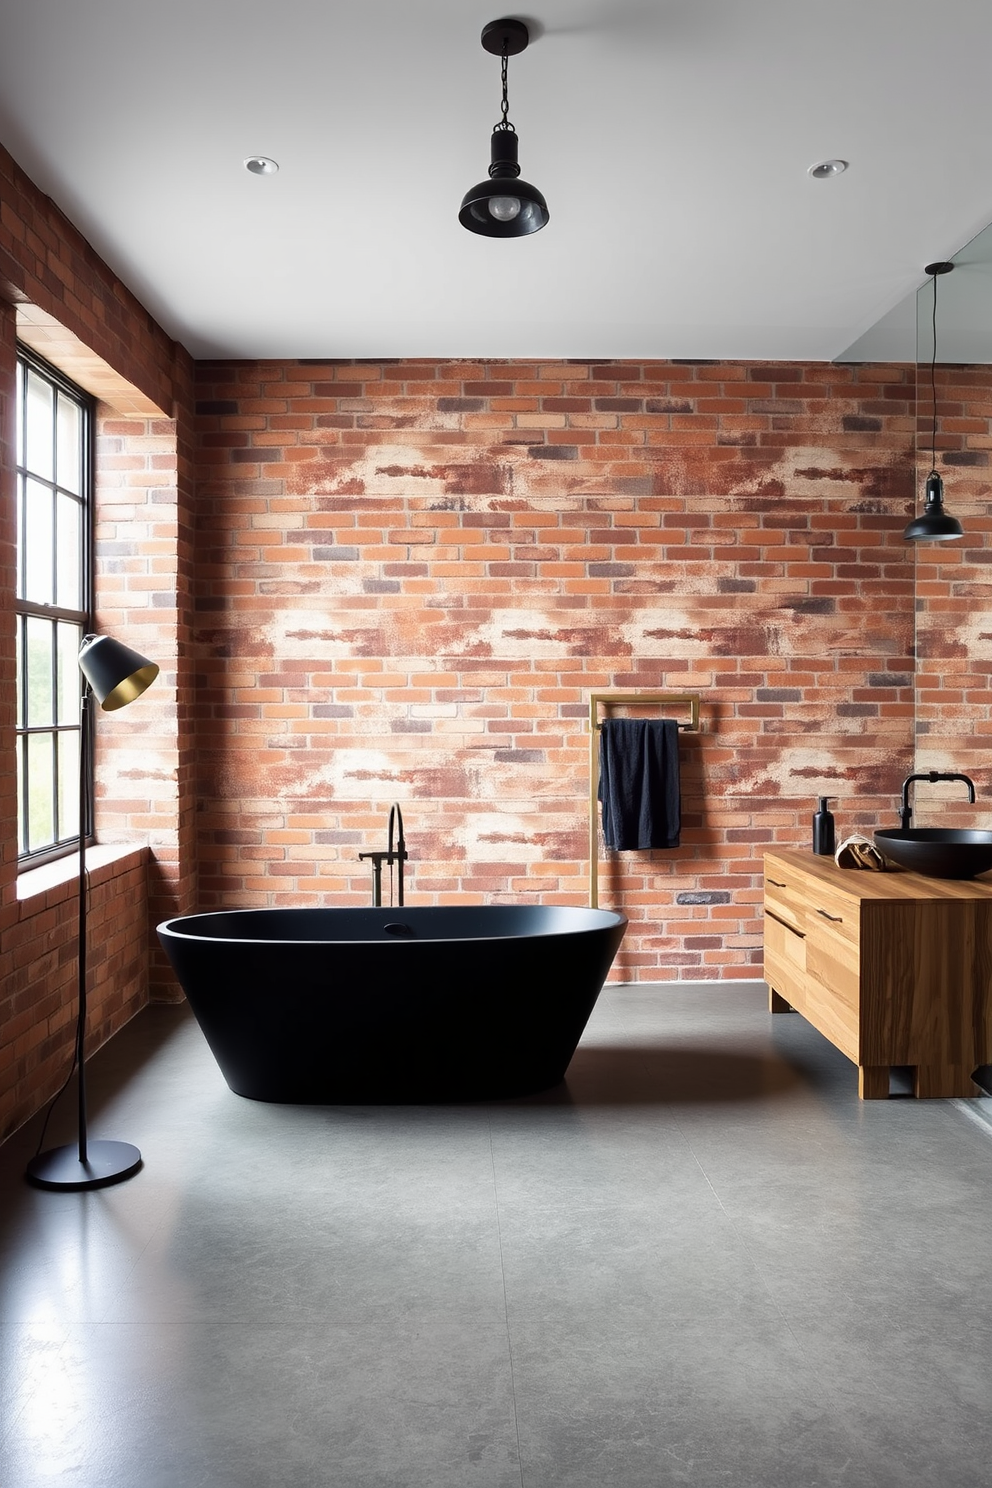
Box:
767, 878, 787, 888
816, 908, 843, 923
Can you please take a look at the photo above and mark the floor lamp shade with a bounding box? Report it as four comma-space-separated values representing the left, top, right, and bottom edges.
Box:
78, 633, 159, 711
25, 634, 158, 1192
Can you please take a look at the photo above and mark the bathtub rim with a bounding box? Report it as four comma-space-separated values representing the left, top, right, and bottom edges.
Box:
156, 903, 627, 948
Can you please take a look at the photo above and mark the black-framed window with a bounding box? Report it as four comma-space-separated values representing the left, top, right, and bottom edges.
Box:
15, 347, 93, 865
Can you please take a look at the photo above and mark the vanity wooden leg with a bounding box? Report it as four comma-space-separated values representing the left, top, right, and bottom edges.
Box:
768, 986, 793, 1013
913, 1064, 981, 1099
858, 1065, 890, 1100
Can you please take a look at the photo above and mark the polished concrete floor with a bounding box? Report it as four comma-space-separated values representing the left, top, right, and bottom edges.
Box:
2, 982, 992, 1487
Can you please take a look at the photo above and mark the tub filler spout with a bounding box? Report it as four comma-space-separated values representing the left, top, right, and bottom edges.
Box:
358, 801, 408, 906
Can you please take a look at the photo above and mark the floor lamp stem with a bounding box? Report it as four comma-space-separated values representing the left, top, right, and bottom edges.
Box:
76, 686, 90, 1165
24, 682, 142, 1190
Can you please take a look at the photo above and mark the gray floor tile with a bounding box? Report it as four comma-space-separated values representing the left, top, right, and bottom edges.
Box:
0, 1324, 69, 1447
0, 1320, 521, 1488
105, 1193, 509, 1326
509, 1313, 875, 1487
783, 1318, 992, 1488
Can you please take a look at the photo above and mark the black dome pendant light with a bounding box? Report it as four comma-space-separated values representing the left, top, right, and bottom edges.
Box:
904, 261, 964, 542
459, 18, 549, 238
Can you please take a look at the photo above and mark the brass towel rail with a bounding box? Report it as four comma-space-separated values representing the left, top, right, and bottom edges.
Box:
588, 692, 700, 908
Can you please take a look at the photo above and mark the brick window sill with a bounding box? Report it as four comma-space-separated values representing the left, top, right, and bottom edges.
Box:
16, 843, 148, 916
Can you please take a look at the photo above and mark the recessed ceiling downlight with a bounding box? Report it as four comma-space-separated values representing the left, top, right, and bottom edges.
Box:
244, 156, 279, 175
808, 159, 848, 180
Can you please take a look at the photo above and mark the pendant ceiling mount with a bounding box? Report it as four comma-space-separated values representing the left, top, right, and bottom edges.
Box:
458, 17, 549, 239
481, 18, 530, 55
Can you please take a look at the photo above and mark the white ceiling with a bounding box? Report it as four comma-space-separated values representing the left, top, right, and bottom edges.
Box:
3, 0, 992, 362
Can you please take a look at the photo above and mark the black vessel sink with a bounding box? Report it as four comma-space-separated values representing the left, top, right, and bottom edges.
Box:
874, 829, 992, 880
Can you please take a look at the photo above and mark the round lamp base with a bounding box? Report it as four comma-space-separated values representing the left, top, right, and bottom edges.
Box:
26, 1141, 142, 1191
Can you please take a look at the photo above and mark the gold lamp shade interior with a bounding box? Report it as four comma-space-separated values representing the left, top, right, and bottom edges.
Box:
77, 634, 159, 711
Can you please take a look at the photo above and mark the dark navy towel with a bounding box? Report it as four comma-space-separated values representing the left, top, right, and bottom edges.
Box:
598, 718, 681, 850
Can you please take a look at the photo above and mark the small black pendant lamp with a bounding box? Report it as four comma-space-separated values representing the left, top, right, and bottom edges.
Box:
904, 261, 964, 542
459, 18, 549, 238
26, 634, 158, 1191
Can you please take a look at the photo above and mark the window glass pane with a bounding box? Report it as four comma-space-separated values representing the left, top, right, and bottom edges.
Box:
56, 394, 82, 495
57, 622, 82, 725
17, 737, 27, 855
57, 731, 79, 839
16, 616, 24, 729
16, 351, 89, 864
16, 474, 25, 599
24, 478, 54, 604
15, 359, 24, 468
25, 370, 54, 481
27, 732, 56, 853
26, 616, 55, 728
56, 493, 81, 609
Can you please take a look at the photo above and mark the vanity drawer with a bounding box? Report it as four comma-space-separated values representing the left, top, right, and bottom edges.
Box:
804, 915, 860, 1061
764, 909, 807, 1011
763, 862, 806, 934
804, 883, 859, 947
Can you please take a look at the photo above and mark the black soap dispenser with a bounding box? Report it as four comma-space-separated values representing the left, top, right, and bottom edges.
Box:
812, 797, 836, 856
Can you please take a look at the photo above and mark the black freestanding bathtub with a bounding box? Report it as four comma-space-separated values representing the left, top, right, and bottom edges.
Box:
157, 904, 627, 1102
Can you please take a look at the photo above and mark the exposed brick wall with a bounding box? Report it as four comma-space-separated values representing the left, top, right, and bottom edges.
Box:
194, 358, 918, 980
0, 853, 148, 1139
0, 146, 177, 416
0, 141, 195, 1138
94, 398, 198, 1001
915, 364, 992, 821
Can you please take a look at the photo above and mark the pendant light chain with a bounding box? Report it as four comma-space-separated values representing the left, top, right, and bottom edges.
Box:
496, 46, 514, 132
929, 271, 939, 476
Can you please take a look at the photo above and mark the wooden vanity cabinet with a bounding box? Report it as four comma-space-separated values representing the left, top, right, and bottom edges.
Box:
763, 849, 992, 1099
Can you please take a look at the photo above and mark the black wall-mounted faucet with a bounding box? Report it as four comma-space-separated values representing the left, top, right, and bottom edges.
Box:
899, 771, 976, 830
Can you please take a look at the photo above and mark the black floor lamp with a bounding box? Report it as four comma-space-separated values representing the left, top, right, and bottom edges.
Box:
25, 633, 159, 1192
